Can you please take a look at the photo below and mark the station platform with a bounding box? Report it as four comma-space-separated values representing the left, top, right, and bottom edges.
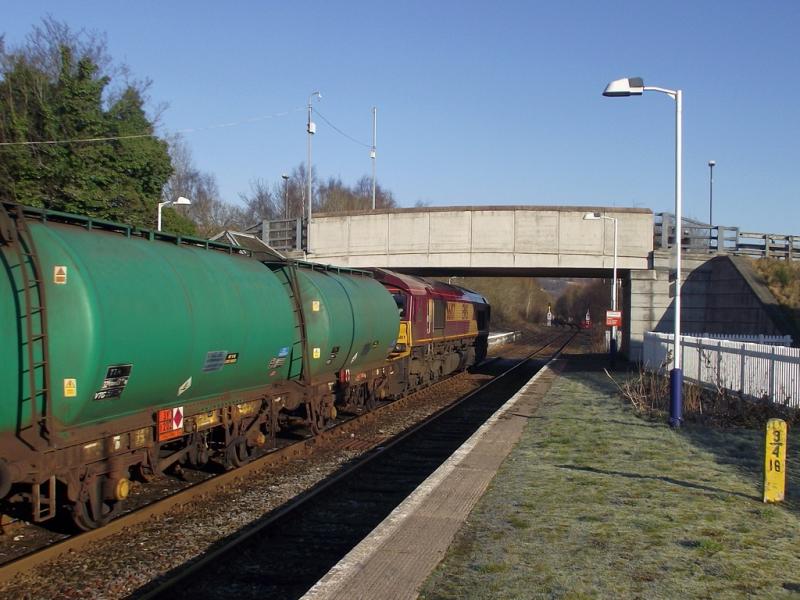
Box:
302, 355, 800, 599
301, 356, 562, 600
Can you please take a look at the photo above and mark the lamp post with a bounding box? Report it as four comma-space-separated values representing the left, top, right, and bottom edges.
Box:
583, 212, 618, 364
371, 106, 377, 210
282, 174, 290, 219
306, 91, 321, 250
708, 160, 716, 248
603, 76, 683, 428
157, 196, 191, 232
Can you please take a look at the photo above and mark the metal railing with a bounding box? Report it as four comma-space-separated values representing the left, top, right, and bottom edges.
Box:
654, 213, 799, 260
643, 332, 800, 407
488, 331, 522, 347
683, 333, 793, 347
247, 218, 306, 252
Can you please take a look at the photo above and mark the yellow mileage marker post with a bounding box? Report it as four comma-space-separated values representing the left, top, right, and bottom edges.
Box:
764, 418, 787, 503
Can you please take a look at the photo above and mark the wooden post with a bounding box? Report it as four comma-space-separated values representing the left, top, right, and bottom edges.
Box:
764, 419, 787, 503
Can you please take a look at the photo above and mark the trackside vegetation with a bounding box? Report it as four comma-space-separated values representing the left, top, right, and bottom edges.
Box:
754, 258, 800, 334
420, 358, 800, 599
0, 19, 181, 230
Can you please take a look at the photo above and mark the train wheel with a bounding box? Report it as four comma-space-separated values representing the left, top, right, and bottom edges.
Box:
365, 388, 377, 411
134, 462, 157, 483
71, 475, 122, 531
306, 399, 328, 436
224, 437, 254, 468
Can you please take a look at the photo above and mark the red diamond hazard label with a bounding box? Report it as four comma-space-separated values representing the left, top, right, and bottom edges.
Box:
173, 407, 183, 428
157, 406, 185, 441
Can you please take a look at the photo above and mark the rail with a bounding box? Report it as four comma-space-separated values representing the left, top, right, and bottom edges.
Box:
643, 332, 800, 407
654, 213, 799, 260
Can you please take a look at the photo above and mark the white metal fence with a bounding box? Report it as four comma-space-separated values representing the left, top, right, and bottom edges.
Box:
643, 332, 800, 407
683, 333, 793, 347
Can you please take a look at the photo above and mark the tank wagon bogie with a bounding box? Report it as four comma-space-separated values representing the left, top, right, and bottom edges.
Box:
0, 202, 489, 529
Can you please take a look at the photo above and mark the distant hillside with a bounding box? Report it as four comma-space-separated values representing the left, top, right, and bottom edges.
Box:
447, 277, 553, 330
537, 277, 589, 300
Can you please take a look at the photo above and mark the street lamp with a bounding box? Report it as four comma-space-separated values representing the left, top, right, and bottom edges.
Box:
708, 160, 716, 248
603, 76, 684, 428
157, 196, 191, 232
371, 106, 377, 210
583, 211, 618, 364
282, 173, 290, 219
307, 91, 321, 249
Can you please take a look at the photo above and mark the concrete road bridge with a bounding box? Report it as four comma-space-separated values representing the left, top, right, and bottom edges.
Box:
308, 206, 652, 276
231, 206, 798, 360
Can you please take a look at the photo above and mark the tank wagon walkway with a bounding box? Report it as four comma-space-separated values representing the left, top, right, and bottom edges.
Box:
303, 356, 800, 599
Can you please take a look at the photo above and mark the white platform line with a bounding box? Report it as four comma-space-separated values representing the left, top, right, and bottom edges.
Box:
302, 357, 560, 599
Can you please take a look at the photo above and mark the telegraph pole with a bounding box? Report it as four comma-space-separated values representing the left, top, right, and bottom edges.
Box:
371, 107, 377, 210
306, 91, 321, 247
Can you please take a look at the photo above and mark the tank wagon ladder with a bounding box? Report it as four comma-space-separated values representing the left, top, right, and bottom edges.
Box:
278, 264, 312, 385
0, 203, 57, 522
269, 262, 321, 430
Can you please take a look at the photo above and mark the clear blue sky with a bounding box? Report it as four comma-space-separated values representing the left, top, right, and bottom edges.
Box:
4, 1, 799, 233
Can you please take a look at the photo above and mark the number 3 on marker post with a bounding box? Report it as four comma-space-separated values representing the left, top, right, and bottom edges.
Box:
764, 418, 787, 503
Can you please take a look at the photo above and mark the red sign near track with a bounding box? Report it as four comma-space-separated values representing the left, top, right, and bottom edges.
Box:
158, 407, 184, 441
606, 310, 622, 327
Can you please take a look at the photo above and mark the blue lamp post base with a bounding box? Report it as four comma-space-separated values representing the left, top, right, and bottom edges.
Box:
609, 336, 617, 369
669, 368, 683, 428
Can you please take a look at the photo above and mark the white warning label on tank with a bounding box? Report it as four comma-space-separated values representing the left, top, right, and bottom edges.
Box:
64, 378, 77, 397
177, 377, 192, 396
53, 266, 68, 285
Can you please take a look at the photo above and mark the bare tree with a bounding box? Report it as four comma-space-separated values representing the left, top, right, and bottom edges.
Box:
354, 175, 397, 209
18, 17, 112, 80
317, 176, 360, 212
5, 16, 165, 118
284, 167, 306, 219
239, 179, 281, 224
163, 135, 247, 237
315, 174, 398, 214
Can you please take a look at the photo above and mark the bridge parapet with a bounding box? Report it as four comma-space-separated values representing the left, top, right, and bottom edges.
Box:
309, 206, 653, 272
655, 213, 799, 260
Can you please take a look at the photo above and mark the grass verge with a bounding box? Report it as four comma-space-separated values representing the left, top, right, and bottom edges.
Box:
419, 358, 800, 599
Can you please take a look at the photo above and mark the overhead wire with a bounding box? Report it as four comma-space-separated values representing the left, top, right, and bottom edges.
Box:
0, 104, 375, 153
313, 109, 372, 148
0, 106, 305, 147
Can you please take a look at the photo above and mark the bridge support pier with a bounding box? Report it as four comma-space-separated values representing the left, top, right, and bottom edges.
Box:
627, 253, 795, 362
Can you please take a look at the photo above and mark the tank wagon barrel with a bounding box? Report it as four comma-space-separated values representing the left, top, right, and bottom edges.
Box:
0, 202, 490, 529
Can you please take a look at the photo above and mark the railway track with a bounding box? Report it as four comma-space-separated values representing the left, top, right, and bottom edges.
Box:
133, 331, 576, 600
0, 330, 577, 598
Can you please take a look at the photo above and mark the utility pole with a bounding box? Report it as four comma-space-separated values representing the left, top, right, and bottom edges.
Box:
371, 107, 377, 210
307, 91, 321, 249
282, 174, 289, 219
708, 160, 716, 247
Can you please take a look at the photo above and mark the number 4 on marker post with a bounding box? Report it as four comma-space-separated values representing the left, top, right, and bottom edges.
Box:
764, 418, 787, 503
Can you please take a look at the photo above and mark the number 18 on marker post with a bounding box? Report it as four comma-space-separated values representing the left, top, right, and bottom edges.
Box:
764, 418, 787, 503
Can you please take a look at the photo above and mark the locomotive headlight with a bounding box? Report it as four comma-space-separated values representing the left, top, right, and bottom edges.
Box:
394, 343, 406, 352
